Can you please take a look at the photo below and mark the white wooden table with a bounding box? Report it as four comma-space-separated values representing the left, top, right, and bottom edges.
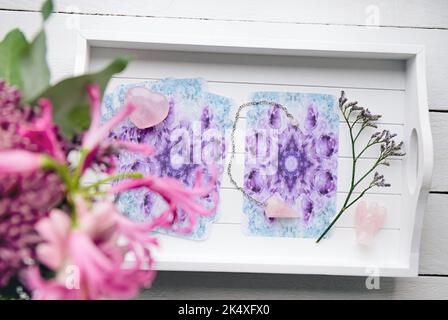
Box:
1, 0, 447, 299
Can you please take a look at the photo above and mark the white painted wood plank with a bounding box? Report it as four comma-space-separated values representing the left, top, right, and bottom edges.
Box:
2, 0, 448, 29
150, 194, 440, 282
140, 273, 448, 299
144, 193, 448, 291
150, 193, 447, 277
217, 189, 401, 229
225, 120, 403, 158
105, 79, 406, 160
91, 47, 407, 91
429, 113, 448, 191
108, 77, 406, 125
153, 224, 403, 276
0, 12, 447, 108
223, 154, 402, 194
419, 193, 448, 275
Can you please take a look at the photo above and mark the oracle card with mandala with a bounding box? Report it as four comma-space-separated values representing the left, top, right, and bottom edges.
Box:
243, 91, 339, 238
102, 78, 232, 240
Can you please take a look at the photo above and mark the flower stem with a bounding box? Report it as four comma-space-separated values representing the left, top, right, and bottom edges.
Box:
316, 110, 355, 243
84, 172, 144, 191
344, 185, 373, 211
315, 185, 373, 243
355, 141, 381, 161
351, 158, 382, 190
316, 207, 344, 243
316, 92, 403, 243
42, 155, 71, 190
343, 109, 357, 213
316, 105, 379, 242
73, 149, 88, 188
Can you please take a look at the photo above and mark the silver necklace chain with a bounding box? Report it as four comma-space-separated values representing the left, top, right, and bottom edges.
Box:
226, 100, 296, 208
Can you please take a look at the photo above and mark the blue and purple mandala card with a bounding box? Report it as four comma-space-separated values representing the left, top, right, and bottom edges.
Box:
102, 78, 232, 240
243, 91, 339, 238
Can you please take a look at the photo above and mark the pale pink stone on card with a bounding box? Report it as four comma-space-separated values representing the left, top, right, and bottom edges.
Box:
355, 201, 387, 246
125, 87, 169, 129
265, 194, 300, 219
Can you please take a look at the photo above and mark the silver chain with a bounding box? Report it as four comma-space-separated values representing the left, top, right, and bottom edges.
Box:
227, 100, 296, 208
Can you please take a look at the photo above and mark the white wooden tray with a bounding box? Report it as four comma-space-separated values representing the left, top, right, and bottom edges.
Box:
75, 30, 433, 277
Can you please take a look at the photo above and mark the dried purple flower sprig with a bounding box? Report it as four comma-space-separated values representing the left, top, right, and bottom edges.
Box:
316, 91, 405, 242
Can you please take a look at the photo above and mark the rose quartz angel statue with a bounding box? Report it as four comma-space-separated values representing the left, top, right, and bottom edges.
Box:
354, 201, 387, 246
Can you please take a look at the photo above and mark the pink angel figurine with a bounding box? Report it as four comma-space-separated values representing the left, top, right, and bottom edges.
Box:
354, 201, 387, 246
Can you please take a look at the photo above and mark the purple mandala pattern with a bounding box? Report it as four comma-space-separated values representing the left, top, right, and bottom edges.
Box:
244, 92, 339, 238
103, 78, 232, 240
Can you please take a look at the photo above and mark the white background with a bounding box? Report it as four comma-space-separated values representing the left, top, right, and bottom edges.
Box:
0, 0, 447, 299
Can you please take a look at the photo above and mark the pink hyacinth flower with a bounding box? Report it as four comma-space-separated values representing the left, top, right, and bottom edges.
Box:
110, 166, 219, 233
0, 150, 46, 174
0, 80, 65, 287
354, 201, 387, 247
26, 197, 169, 300
18, 98, 66, 164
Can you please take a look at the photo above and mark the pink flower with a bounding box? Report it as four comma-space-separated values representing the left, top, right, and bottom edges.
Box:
26, 198, 170, 300
0, 80, 65, 287
18, 98, 66, 163
0, 150, 46, 174
354, 201, 387, 246
82, 85, 136, 151
80, 84, 154, 173
110, 166, 219, 233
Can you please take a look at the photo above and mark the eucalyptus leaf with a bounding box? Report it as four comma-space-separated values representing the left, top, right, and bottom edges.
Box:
37, 57, 129, 139
0, 29, 28, 88
19, 31, 51, 102
41, 0, 54, 21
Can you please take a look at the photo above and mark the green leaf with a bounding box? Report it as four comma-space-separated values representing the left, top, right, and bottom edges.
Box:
19, 30, 51, 102
37, 57, 129, 139
0, 1, 53, 99
41, 0, 54, 21
0, 29, 28, 88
